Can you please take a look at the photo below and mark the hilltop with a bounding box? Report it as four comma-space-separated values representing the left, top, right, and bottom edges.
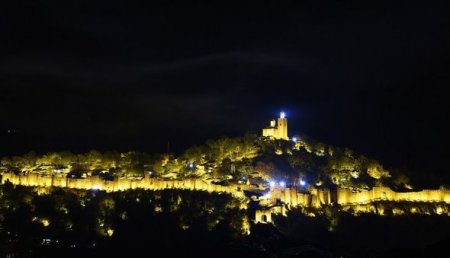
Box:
1, 133, 430, 191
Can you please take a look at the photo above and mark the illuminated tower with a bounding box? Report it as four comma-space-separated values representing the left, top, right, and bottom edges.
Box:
262, 112, 289, 140
276, 112, 288, 140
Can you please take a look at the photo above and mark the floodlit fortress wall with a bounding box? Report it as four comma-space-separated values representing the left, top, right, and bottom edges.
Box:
269, 187, 333, 208
269, 186, 449, 207
0, 173, 247, 199
2, 173, 449, 206
336, 187, 450, 205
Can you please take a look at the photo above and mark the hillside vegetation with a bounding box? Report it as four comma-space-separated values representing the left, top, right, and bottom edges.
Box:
1, 134, 420, 190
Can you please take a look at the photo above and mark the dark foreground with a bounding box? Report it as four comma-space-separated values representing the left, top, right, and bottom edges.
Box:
0, 185, 449, 258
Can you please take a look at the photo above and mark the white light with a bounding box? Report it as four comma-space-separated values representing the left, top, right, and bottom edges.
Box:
269, 181, 275, 188
189, 163, 194, 168
92, 185, 100, 190
279, 181, 286, 187
292, 137, 297, 142
280, 112, 286, 118
300, 179, 306, 186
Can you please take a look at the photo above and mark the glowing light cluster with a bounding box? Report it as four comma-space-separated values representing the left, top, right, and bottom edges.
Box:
269, 180, 286, 188
300, 179, 306, 186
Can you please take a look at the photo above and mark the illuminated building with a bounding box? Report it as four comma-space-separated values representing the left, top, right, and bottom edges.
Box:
262, 112, 289, 140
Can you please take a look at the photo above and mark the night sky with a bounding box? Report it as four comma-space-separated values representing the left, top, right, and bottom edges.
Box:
1, 1, 449, 179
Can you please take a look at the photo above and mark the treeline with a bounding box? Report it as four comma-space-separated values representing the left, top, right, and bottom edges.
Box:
1, 134, 409, 189
153, 134, 260, 179
0, 151, 153, 177
152, 133, 395, 188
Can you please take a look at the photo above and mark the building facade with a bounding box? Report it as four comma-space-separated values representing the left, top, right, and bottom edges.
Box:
262, 112, 289, 140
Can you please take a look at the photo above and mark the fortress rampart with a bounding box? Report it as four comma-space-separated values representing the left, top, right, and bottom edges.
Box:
268, 187, 332, 208
336, 187, 450, 205
0, 173, 247, 199
2, 173, 449, 208
268, 186, 450, 207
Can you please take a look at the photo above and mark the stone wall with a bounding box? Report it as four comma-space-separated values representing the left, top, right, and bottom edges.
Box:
336, 187, 450, 205
268, 186, 450, 208
1, 173, 247, 199
255, 209, 272, 224
3, 173, 449, 208
269, 187, 333, 208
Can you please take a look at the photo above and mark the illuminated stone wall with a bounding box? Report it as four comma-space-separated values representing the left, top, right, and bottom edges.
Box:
1, 173, 247, 199
336, 187, 450, 205
260, 186, 449, 223
269, 187, 333, 208
269, 187, 310, 207
3, 173, 449, 208
262, 127, 276, 138
268, 186, 450, 208
255, 209, 272, 223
